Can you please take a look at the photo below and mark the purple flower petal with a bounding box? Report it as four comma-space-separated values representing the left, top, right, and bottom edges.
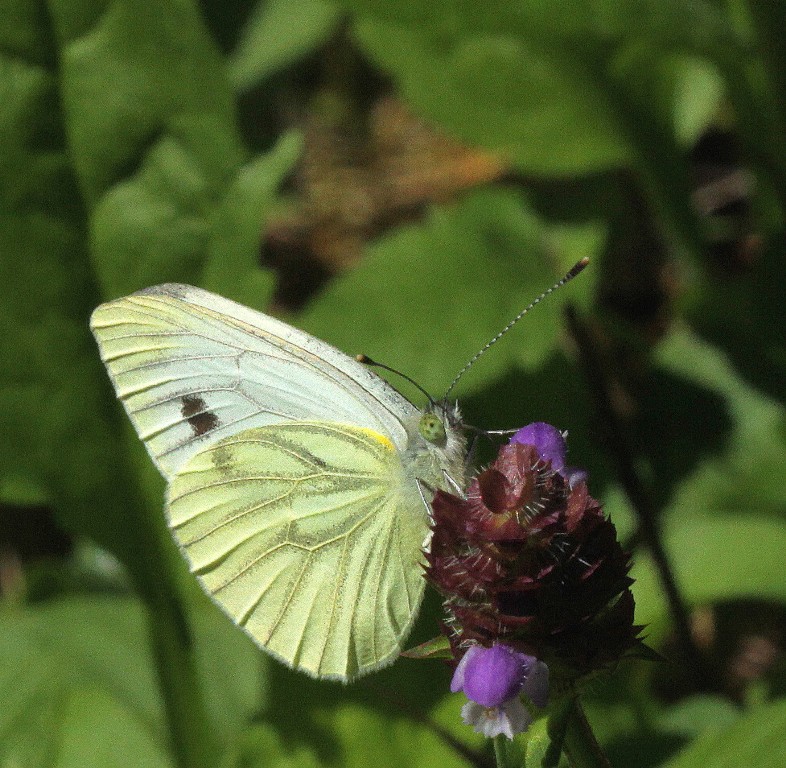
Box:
521, 659, 549, 708
563, 466, 588, 488
510, 423, 566, 472
451, 645, 541, 708
449, 646, 474, 693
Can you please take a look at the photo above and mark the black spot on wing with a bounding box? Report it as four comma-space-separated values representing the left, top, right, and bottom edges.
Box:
181, 394, 220, 436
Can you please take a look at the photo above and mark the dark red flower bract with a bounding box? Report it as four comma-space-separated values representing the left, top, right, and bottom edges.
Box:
426, 438, 641, 678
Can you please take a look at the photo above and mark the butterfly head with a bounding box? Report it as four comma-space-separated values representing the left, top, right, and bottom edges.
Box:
418, 411, 447, 445
357, 353, 465, 463
409, 401, 467, 492
418, 401, 462, 446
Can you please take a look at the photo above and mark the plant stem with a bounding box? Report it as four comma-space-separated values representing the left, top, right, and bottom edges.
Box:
146, 594, 219, 768
493, 735, 516, 768
562, 698, 612, 768
740, 0, 786, 214
128, 476, 219, 768
565, 305, 713, 689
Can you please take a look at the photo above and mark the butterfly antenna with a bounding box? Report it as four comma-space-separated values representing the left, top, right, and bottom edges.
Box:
444, 257, 590, 398
357, 354, 436, 405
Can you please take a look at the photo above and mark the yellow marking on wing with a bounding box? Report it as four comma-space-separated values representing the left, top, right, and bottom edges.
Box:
353, 427, 395, 453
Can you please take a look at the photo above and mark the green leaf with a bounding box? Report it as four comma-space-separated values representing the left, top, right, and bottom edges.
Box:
55, 688, 171, 768
0, 596, 265, 768
339, 0, 743, 179
352, 19, 629, 175
338, 0, 749, 253
686, 241, 786, 406
0, 16, 143, 561
90, 115, 243, 297
226, 723, 322, 768
342, 0, 742, 61
660, 699, 786, 768
401, 634, 452, 660
655, 328, 786, 519
203, 131, 303, 307
49, 0, 237, 207
523, 716, 553, 768
256, 636, 488, 768
229, 0, 342, 90
298, 188, 598, 399
322, 702, 475, 768
671, 56, 725, 146
625, 328, 786, 628
656, 695, 741, 738
0, 597, 163, 767
632, 515, 786, 628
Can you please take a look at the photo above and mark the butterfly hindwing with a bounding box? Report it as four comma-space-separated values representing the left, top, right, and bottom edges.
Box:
167, 421, 429, 680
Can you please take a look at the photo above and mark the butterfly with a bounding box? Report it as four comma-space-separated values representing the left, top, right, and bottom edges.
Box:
91, 284, 468, 681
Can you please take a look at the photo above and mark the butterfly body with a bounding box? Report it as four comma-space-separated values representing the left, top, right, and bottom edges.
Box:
91, 284, 467, 680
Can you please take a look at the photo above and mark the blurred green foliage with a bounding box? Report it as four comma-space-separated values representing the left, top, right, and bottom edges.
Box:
2, 1, 785, 766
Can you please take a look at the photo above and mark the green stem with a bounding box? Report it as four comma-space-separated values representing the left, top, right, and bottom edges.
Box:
605, 77, 705, 260
562, 698, 612, 768
493, 735, 517, 768
145, 592, 219, 768
127, 474, 219, 768
565, 306, 713, 690
741, 0, 786, 213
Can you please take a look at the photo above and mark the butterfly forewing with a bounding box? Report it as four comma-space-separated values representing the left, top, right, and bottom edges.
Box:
90, 284, 418, 478
167, 421, 429, 680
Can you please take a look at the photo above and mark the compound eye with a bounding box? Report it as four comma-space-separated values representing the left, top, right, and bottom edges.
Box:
418, 413, 447, 445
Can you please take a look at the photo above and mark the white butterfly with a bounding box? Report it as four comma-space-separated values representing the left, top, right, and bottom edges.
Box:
91, 284, 467, 681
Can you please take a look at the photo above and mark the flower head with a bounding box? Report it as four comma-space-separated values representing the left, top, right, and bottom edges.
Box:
426, 423, 640, 680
